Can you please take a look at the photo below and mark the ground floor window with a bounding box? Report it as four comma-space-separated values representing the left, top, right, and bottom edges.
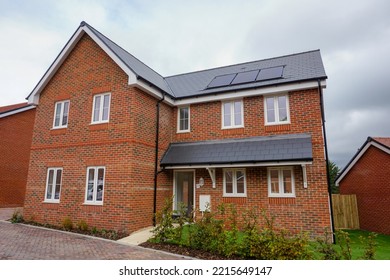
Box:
85, 166, 105, 204
45, 168, 62, 202
267, 167, 295, 197
223, 168, 246, 197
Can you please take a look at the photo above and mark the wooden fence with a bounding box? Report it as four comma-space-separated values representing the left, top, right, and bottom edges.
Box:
331, 194, 360, 229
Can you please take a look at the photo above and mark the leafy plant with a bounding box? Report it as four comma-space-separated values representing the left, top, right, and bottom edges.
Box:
10, 210, 24, 223
151, 197, 175, 242
315, 228, 340, 260
360, 232, 377, 260
336, 230, 352, 260
62, 217, 73, 230
77, 220, 89, 231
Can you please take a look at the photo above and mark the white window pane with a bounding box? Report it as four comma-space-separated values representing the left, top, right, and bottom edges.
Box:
236, 170, 245, 193
270, 170, 279, 193
102, 95, 110, 121
278, 96, 287, 109
223, 102, 231, 127
93, 96, 101, 122
62, 102, 69, 126
283, 170, 292, 194
54, 103, 61, 127
96, 168, 104, 201
179, 107, 189, 130
266, 97, 275, 123
87, 169, 95, 201
55, 169, 62, 199
46, 170, 54, 199
279, 108, 287, 122
225, 171, 233, 193
234, 101, 242, 126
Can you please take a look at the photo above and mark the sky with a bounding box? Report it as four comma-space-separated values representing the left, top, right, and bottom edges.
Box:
0, 0, 389, 169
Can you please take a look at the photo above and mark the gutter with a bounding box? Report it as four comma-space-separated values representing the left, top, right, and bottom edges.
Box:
153, 93, 165, 226
318, 79, 336, 244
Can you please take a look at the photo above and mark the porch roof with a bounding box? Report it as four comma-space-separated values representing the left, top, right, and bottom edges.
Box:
160, 134, 313, 168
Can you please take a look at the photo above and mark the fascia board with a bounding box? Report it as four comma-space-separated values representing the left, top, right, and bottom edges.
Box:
163, 161, 313, 169
0, 105, 36, 118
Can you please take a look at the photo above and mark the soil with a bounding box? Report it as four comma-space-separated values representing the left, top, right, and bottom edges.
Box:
140, 241, 242, 260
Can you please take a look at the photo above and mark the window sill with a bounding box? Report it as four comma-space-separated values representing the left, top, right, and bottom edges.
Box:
222, 125, 244, 130
83, 202, 103, 206
43, 200, 60, 204
223, 194, 247, 198
176, 130, 190, 134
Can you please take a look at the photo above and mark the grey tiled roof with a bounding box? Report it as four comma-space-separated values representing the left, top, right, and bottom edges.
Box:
85, 22, 326, 99
165, 50, 327, 98
160, 134, 313, 167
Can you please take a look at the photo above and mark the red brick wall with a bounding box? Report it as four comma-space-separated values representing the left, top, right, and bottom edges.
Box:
340, 146, 390, 234
170, 89, 331, 236
24, 34, 172, 233
0, 108, 35, 207
23, 31, 330, 236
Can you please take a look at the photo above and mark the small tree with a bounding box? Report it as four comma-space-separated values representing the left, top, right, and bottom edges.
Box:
328, 161, 341, 194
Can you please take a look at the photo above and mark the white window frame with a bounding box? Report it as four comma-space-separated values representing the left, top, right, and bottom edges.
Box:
177, 106, 190, 133
267, 167, 295, 197
264, 94, 290, 125
84, 166, 105, 205
52, 100, 70, 129
221, 99, 244, 129
44, 168, 63, 203
91, 93, 111, 124
223, 168, 247, 197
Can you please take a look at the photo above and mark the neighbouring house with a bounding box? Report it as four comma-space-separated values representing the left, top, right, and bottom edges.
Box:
0, 103, 36, 208
336, 137, 390, 235
23, 21, 332, 236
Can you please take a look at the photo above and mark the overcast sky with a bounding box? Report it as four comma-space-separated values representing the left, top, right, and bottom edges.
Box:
1, 0, 389, 168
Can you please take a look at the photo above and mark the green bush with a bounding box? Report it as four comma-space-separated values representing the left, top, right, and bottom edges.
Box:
10, 210, 24, 223
62, 217, 73, 230
77, 220, 89, 231
360, 232, 377, 260
151, 197, 175, 242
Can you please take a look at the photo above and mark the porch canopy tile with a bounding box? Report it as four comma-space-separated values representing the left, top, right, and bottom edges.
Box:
160, 133, 313, 168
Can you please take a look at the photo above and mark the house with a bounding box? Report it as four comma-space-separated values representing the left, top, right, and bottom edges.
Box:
336, 137, 390, 234
0, 103, 36, 208
23, 21, 332, 236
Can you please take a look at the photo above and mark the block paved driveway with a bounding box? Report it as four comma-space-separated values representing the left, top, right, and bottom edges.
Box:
0, 221, 186, 260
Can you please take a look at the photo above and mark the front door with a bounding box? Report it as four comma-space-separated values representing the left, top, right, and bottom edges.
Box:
174, 171, 194, 217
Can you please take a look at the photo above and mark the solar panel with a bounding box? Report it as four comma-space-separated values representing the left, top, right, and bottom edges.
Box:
207, 73, 237, 88
231, 70, 259, 85
256, 66, 284, 81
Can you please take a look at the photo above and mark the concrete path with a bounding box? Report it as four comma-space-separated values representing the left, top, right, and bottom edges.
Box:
0, 221, 190, 260
118, 226, 155, 245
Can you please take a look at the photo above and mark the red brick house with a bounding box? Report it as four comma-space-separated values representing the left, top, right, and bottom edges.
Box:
0, 103, 36, 208
23, 21, 332, 236
336, 137, 390, 234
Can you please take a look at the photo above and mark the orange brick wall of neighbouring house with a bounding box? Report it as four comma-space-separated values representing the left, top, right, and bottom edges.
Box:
0, 108, 36, 207
340, 146, 390, 235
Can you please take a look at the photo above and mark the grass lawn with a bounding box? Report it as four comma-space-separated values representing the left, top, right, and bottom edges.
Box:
343, 230, 390, 260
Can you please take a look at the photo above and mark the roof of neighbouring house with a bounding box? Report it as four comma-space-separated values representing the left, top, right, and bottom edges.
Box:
160, 134, 313, 167
335, 136, 390, 185
27, 21, 327, 103
0, 102, 35, 118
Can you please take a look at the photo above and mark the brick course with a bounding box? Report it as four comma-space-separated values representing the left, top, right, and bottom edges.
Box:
340, 145, 390, 234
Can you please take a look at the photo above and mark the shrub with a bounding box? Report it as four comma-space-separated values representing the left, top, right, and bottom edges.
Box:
151, 197, 175, 242
315, 228, 340, 260
77, 220, 89, 231
336, 230, 352, 260
62, 217, 73, 230
10, 210, 24, 223
360, 232, 377, 260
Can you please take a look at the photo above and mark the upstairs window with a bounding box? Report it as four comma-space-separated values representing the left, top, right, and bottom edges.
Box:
85, 166, 105, 205
223, 168, 246, 197
92, 93, 111, 124
265, 95, 290, 125
53, 100, 69, 128
177, 106, 190, 132
222, 100, 243, 129
268, 167, 295, 197
44, 168, 62, 202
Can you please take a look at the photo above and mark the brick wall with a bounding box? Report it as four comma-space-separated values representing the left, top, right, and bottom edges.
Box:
0, 108, 35, 207
24, 34, 172, 233
170, 89, 331, 236
340, 146, 390, 234
23, 31, 330, 236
